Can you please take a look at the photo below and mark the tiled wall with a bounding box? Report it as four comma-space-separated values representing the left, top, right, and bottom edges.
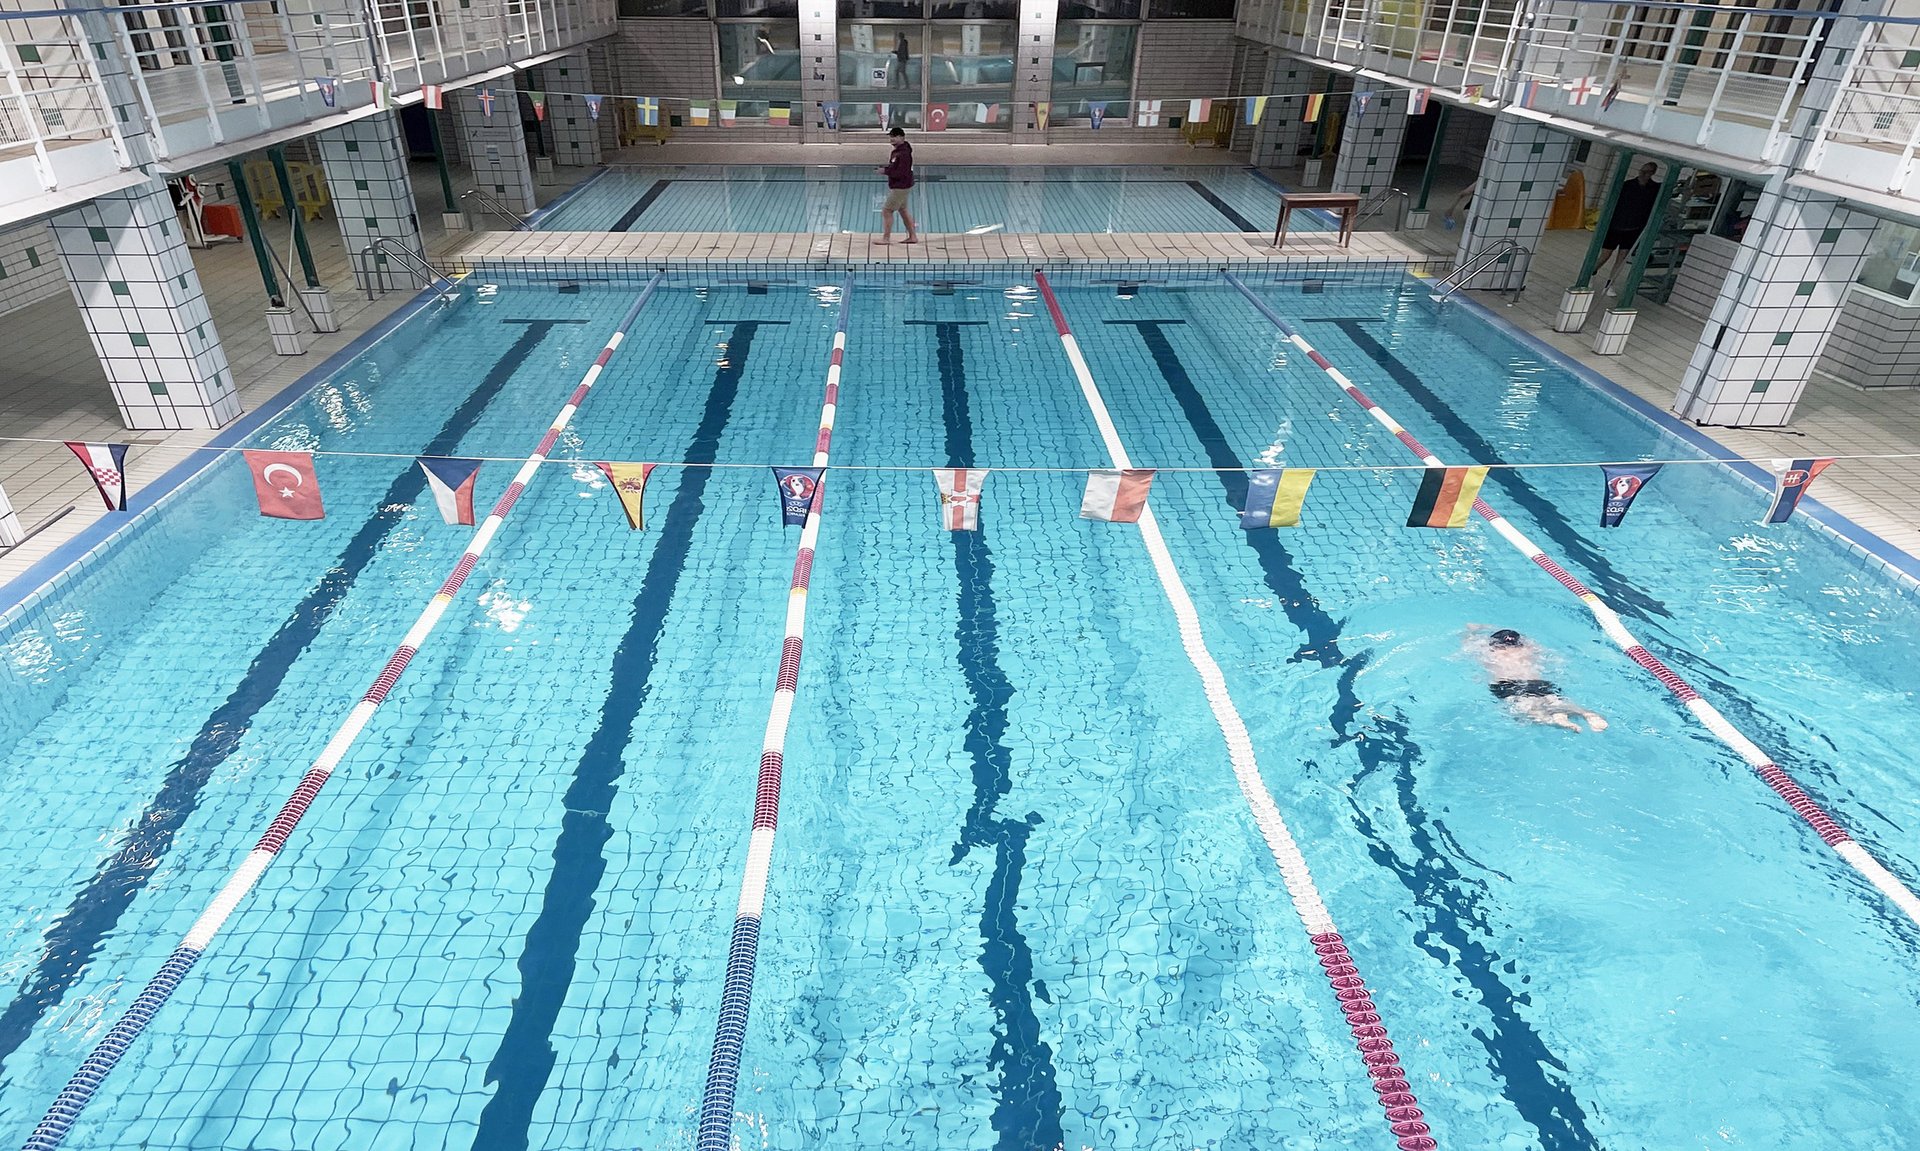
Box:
1456, 117, 1573, 290
1247, 59, 1312, 165
1814, 285, 1920, 389
315, 113, 427, 291
542, 54, 605, 166
0, 222, 66, 317
1669, 231, 1739, 321
1134, 21, 1237, 101
451, 87, 538, 216
1331, 88, 1406, 198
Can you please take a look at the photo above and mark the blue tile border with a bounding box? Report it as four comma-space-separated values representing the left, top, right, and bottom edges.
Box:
0, 284, 458, 620
525, 164, 614, 229
1442, 289, 1920, 590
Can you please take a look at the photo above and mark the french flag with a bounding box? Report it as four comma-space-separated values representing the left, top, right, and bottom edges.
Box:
1080, 469, 1155, 523
65, 441, 130, 511
418, 457, 482, 525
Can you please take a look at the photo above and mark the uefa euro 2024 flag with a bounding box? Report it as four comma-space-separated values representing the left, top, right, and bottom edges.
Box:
774, 467, 824, 526
1599, 463, 1660, 528
418, 457, 483, 526
244, 450, 324, 520
1081, 469, 1155, 523
65, 441, 131, 512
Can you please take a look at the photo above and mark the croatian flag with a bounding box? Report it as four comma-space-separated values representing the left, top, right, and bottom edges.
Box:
65, 441, 130, 511
1081, 469, 1154, 523
773, 467, 824, 526
418, 457, 482, 525
422, 84, 444, 110
585, 93, 603, 120
316, 76, 338, 108
932, 468, 986, 530
1599, 463, 1660, 528
244, 450, 325, 520
1761, 457, 1834, 524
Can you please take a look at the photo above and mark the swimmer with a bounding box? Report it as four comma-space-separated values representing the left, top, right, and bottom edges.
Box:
1467, 626, 1608, 733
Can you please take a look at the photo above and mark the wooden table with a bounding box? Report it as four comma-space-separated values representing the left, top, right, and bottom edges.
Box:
1272, 192, 1362, 250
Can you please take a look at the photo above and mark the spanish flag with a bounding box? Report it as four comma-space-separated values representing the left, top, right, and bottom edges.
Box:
1302, 92, 1325, 122
1406, 466, 1488, 528
597, 461, 656, 529
1240, 468, 1315, 528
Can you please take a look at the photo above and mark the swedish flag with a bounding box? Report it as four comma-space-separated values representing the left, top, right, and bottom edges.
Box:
636, 96, 659, 126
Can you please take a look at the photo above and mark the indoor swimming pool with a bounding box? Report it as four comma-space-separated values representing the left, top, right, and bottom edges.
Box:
0, 270, 1916, 1151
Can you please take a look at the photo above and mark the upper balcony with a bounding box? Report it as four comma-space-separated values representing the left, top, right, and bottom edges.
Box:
0, 0, 616, 225
1802, 13, 1920, 213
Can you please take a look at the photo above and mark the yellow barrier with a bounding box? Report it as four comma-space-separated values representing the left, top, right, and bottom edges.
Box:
242, 158, 330, 222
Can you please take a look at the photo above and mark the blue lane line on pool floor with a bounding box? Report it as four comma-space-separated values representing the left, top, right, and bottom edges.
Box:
611, 179, 672, 232
1110, 316, 1600, 1151
1183, 181, 1261, 233
0, 318, 572, 1073
471, 318, 786, 1151
907, 317, 1066, 1151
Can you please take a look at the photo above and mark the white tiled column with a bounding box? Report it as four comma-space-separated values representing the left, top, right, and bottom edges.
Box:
1012, 0, 1059, 143
315, 112, 425, 293
1455, 118, 1573, 292
1672, 181, 1877, 427
544, 54, 602, 166
1250, 62, 1313, 170
452, 86, 537, 217
48, 179, 240, 431
0, 484, 26, 546
799, 1, 839, 141
1331, 89, 1407, 199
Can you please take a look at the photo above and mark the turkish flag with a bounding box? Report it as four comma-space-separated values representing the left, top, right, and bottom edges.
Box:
926, 103, 948, 131
244, 449, 325, 520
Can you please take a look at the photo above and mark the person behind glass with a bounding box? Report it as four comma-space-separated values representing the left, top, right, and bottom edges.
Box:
891, 33, 911, 89
878, 126, 919, 245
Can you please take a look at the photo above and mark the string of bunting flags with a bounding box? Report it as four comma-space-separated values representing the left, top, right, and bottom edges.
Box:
55, 441, 1846, 532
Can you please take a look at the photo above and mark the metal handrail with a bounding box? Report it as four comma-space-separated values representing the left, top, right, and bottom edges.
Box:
461, 186, 528, 230
357, 238, 447, 300
1430, 239, 1532, 304
260, 239, 322, 331
1356, 187, 1410, 231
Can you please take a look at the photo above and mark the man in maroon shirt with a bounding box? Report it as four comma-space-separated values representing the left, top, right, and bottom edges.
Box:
878, 126, 918, 244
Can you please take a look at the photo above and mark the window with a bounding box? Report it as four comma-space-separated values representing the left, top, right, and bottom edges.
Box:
839, 23, 922, 126
840, 0, 924, 16
619, 0, 710, 14
1146, 0, 1232, 16
1855, 219, 1920, 301
716, 0, 797, 15
1059, 0, 1141, 19
928, 21, 1014, 128
1053, 22, 1136, 108
718, 21, 802, 113
931, 0, 1016, 16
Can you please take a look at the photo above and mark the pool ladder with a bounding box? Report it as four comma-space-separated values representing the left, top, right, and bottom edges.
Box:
1356, 187, 1410, 232
1430, 239, 1532, 306
357, 238, 451, 300
462, 187, 529, 230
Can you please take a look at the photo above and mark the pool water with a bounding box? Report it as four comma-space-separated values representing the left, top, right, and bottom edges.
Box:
0, 273, 1916, 1151
533, 165, 1305, 234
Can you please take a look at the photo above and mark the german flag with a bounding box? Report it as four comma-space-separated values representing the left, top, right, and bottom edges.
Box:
1406, 466, 1489, 528
1302, 92, 1325, 122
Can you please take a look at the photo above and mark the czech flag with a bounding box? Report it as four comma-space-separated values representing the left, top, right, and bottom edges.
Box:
1761, 457, 1834, 524
1240, 468, 1315, 529
1406, 465, 1488, 529
1081, 469, 1154, 523
244, 450, 324, 521
932, 468, 986, 530
418, 457, 482, 526
773, 466, 824, 526
597, 461, 656, 529
65, 441, 130, 511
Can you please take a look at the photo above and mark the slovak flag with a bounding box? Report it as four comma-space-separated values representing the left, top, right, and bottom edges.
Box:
422, 84, 444, 110
1761, 457, 1834, 524
932, 468, 986, 530
926, 102, 949, 131
1081, 469, 1155, 523
65, 441, 130, 511
316, 76, 338, 108
417, 456, 482, 525
244, 449, 324, 520
773, 466, 824, 526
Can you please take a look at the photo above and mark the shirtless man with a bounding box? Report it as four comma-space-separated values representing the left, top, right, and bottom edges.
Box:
1468, 626, 1608, 732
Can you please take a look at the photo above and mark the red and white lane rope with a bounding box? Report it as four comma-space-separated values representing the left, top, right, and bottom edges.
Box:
1032, 273, 1439, 1151
695, 276, 855, 1151
1221, 272, 1920, 928
20, 277, 666, 1151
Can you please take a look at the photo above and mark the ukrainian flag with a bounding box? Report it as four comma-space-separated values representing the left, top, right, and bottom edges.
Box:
1241, 468, 1315, 529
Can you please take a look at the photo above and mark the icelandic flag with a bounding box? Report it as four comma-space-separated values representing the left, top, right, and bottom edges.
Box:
1135, 99, 1161, 127
1088, 101, 1107, 129
65, 441, 130, 511
1188, 98, 1211, 122
823, 101, 840, 129
1407, 87, 1431, 115
1081, 469, 1154, 523
1245, 95, 1268, 125
244, 450, 324, 521
316, 76, 338, 108
636, 96, 659, 126
422, 84, 444, 110
529, 90, 547, 121
597, 461, 656, 529
933, 468, 986, 531
585, 93, 603, 120
1240, 468, 1315, 529
478, 87, 496, 118
418, 457, 482, 526
926, 102, 949, 131
1599, 463, 1660, 528
773, 467, 824, 526
1761, 458, 1834, 524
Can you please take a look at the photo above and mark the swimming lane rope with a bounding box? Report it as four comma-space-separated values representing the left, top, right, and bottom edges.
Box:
1031, 272, 1440, 1151
17, 276, 666, 1151
694, 276, 856, 1151
1220, 271, 1920, 929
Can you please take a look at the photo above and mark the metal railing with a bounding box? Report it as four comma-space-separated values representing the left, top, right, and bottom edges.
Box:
1356, 187, 1410, 231
357, 237, 447, 299
462, 186, 529, 230
1430, 239, 1531, 304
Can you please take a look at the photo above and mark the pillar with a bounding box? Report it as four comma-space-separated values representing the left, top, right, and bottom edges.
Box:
1250, 62, 1314, 170
1454, 118, 1573, 292
799, 3, 838, 141
1013, 0, 1058, 143
544, 54, 601, 167
0, 483, 27, 546
48, 179, 240, 431
452, 85, 537, 218
1671, 181, 1876, 427
315, 112, 426, 293
1330, 88, 1407, 200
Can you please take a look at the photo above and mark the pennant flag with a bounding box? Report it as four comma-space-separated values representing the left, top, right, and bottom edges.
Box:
1514, 80, 1539, 108
1302, 93, 1324, 122
1240, 468, 1315, 529
876, 102, 890, 129
1088, 101, 1107, 129
635, 96, 659, 125
528, 90, 547, 120
1135, 99, 1161, 127
477, 87, 496, 118
244, 450, 324, 521
597, 462, 657, 530
1565, 75, 1599, 105
1081, 469, 1155, 523
770, 101, 792, 124
422, 84, 444, 110
822, 101, 840, 129
926, 102, 948, 131
1245, 95, 1268, 125
1406, 466, 1489, 529
773, 467, 824, 526
1599, 463, 1661, 528
417, 457, 482, 526
719, 99, 738, 126
1463, 83, 1484, 101
1407, 87, 1431, 115
64, 441, 130, 512
933, 468, 986, 531
1034, 101, 1050, 130
1761, 458, 1835, 524
1353, 90, 1373, 118
689, 101, 710, 126
1188, 98, 1212, 122
371, 79, 391, 110
1601, 78, 1622, 111
978, 102, 999, 124
316, 76, 337, 108
585, 93, 603, 120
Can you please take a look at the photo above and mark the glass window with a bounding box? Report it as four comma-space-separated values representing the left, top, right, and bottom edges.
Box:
927, 22, 1014, 129
1146, 0, 1232, 16
930, 0, 1016, 16
718, 22, 802, 107
1053, 23, 1136, 106
839, 0, 924, 16
838, 23, 921, 126
617, 0, 709, 14
1059, 0, 1141, 19
716, 0, 797, 15
1856, 220, 1920, 301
